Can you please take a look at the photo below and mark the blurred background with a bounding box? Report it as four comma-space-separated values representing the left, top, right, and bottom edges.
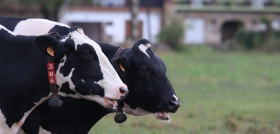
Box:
1, 0, 280, 134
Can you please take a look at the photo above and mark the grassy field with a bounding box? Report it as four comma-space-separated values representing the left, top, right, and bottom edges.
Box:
90, 46, 280, 134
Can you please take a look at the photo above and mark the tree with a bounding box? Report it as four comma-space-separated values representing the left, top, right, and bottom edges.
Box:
20, 0, 64, 21
130, 0, 139, 40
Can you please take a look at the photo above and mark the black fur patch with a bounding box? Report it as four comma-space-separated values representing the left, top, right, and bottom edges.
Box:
0, 16, 27, 31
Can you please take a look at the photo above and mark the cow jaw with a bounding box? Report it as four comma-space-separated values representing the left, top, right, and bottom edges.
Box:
122, 103, 151, 116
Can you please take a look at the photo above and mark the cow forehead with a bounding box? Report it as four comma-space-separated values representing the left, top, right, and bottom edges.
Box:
138, 43, 151, 58
68, 30, 102, 52
138, 55, 166, 72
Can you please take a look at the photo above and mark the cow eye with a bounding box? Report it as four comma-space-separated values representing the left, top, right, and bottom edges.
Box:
140, 70, 150, 76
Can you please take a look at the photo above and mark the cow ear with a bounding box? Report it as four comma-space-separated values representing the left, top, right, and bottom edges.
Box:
34, 35, 60, 56
114, 56, 130, 73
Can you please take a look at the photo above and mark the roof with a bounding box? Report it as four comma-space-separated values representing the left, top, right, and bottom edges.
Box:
174, 0, 280, 13
67, 6, 162, 13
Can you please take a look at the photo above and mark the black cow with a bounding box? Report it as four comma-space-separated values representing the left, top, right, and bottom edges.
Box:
0, 25, 127, 134
0, 16, 181, 134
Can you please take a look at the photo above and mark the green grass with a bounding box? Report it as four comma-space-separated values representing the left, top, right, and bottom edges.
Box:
90, 46, 280, 134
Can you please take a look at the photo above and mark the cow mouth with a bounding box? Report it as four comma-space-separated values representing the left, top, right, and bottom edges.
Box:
154, 112, 170, 120
106, 98, 118, 107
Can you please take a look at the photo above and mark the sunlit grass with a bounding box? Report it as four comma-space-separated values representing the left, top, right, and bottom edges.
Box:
90, 46, 280, 134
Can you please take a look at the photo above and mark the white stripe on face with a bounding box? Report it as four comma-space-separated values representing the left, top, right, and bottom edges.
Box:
56, 56, 76, 92
138, 43, 151, 58
173, 94, 179, 102
69, 30, 126, 100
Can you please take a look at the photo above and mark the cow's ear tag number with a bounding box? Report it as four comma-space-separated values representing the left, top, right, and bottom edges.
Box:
47, 46, 54, 56
119, 63, 125, 72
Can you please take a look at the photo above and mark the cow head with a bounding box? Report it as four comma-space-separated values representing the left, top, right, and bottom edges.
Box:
112, 39, 180, 121
35, 27, 128, 108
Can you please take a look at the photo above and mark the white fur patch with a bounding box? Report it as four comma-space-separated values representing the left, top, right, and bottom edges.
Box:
0, 108, 12, 134
60, 36, 69, 43
13, 19, 70, 36
38, 126, 52, 134
58, 93, 113, 108
122, 103, 151, 116
17, 128, 25, 134
138, 44, 151, 58
58, 92, 82, 99
1, 95, 50, 134
56, 56, 76, 92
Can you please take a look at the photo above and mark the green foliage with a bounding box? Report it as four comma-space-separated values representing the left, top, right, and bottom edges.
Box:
19, 0, 64, 21
157, 16, 184, 51
260, 15, 271, 25
90, 46, 280, 134
233, 29, 280, 51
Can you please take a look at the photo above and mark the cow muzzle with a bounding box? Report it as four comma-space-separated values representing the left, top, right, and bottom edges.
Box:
168, 96, 181, 113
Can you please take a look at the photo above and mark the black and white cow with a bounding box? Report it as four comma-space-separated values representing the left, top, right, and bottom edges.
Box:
0, 25, 127, 134
0, 16, 181, 134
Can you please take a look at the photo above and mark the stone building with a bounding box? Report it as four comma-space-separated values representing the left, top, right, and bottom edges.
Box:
175, 0, 280, 45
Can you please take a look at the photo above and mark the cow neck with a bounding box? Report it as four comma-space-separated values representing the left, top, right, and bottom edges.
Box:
46, 48, 63, 107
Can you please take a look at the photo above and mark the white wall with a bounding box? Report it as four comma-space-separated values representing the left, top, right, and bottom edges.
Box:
59, 9, 161, 44
184, 18, 205, 44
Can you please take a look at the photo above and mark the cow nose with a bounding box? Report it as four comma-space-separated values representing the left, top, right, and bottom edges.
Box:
168, 97, 181, 113
119, 87, 128, 94
119, 87, 129, 100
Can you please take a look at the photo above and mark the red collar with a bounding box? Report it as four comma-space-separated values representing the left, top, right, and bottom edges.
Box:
46, 47, 63, 107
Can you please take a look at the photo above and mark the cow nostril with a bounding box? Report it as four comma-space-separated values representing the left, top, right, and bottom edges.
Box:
169, 98, 180, 107
119, 87, 128, 95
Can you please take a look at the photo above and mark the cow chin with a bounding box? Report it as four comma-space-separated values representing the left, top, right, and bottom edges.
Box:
81, 95, 118, 108
122, 103, 171, 121
154, 112, 170, 122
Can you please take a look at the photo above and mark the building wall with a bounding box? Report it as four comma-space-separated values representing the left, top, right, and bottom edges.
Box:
178, 11, 280, 44
59, 9, 161, 44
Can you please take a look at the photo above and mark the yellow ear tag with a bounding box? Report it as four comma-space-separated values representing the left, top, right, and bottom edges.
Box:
47, 46, 54, 56
119, 64, 125, 72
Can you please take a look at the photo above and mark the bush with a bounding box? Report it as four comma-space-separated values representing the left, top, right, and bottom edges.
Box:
233, 29, 280, 51
157, 15, 184, 51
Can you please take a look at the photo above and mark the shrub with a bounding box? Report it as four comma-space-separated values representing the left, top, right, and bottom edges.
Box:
233, 29, 280, 51
157, 15, 184, 51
